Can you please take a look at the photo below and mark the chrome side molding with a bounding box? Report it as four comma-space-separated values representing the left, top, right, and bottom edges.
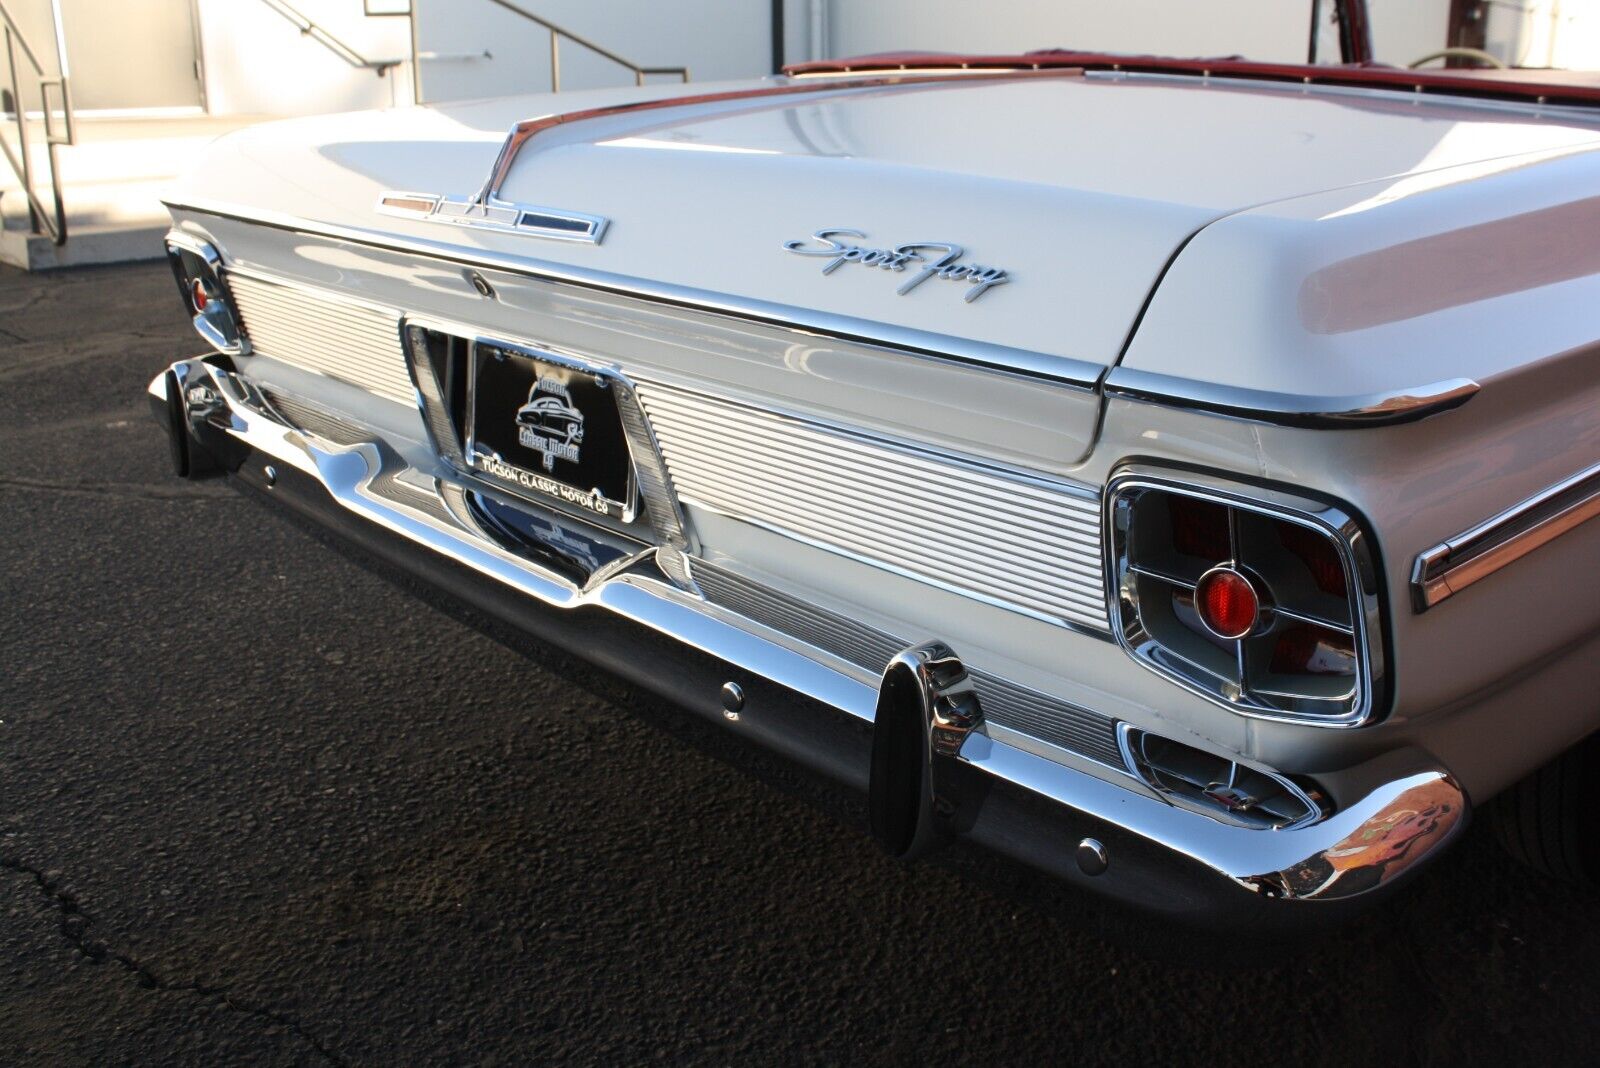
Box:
1412, 459, 1600, 611
1102, 367, 1480, 429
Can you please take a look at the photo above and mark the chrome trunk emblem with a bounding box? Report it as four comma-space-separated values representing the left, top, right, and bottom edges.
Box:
377, 191, 608, 244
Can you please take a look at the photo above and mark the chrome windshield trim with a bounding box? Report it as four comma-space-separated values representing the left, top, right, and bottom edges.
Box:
1412, 460, 1600, 611
1102, 367, 1480, 429
162, 201, 1104, 389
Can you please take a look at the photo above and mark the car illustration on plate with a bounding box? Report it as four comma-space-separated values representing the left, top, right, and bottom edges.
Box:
515, 391, 584, 444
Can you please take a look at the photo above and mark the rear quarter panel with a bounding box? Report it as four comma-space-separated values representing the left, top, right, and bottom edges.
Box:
1109, 139, 1600, 796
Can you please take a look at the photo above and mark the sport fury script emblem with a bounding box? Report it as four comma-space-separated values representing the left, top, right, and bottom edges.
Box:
783, 228, 1010, 302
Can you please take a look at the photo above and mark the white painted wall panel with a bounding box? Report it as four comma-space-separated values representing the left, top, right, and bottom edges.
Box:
196, 0, 412, 116
823, 0, 1314, 63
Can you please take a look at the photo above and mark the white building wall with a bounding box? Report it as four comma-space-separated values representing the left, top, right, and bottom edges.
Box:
819, 0, 1318, 64
196, 0, 413, 116
41, 1, 1593, 120
1486, 0, 1600, 69
815, 0, 1595, 72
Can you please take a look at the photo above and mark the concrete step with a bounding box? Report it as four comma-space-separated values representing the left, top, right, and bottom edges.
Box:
1, 113, 269, 270
0, 217, 169, 270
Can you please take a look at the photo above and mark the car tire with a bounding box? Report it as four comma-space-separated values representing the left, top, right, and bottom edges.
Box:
1491, 733, 1599, 887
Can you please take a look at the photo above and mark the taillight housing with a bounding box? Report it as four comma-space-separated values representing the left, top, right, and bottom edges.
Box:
1106, 470, 1384, 726
165, 231, 246, 355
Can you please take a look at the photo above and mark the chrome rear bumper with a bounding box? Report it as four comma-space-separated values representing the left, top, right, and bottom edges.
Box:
151, 355, 1469, 928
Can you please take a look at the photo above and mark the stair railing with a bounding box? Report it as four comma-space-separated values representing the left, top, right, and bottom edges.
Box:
0, 0, 73, 245
418, 0, 689, 101
256, 0, 404, 76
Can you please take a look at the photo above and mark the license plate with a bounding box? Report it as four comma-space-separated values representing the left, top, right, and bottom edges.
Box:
466, 342, 634, 520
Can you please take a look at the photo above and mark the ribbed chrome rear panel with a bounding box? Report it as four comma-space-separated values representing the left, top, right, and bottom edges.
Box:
693, 560, 909, 672
638, 383, 1109, 632
969, 672, 1125, 768
692, 560, 1123, 768
230, 273, 414, 406
259, 389, 370, 447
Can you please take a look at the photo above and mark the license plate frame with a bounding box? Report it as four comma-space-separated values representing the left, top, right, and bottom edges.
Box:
464, 339, 636, 522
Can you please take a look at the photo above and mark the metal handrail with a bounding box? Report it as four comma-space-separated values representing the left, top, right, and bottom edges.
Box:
0, 0, 73, 244
464, 0, 688, 94
256, 0, 403, 75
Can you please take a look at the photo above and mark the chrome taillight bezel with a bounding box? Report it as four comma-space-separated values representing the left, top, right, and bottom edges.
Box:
1105, 466, 1386, 728
165, 230, 248, 356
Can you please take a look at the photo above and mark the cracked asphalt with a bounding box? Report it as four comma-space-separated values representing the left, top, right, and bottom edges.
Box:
3, 261, 1599, 1066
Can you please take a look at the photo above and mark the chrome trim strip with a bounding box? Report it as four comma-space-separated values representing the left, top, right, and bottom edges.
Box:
258, 388, 371, 448
1102, 367, 1480, 429
1412, 460, 1600, 611
163, 201, 1104, 388
153, 355, 1468, 904
971, 670, 1123, 770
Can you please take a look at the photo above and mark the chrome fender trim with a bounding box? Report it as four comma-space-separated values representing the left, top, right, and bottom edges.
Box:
1103, 366, 1480, 429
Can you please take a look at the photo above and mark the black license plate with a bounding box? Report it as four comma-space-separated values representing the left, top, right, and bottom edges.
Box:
466, 342, 633, 519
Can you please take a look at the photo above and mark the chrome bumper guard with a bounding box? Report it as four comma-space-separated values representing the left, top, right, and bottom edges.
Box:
151, 356, 1468, 926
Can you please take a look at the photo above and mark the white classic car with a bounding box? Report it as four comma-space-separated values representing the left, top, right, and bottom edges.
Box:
151, 14, 1600, 928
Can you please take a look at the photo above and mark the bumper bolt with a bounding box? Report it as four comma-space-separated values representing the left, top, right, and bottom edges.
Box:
720, 681, 745, 720
263, 465, 278, 487
1076, 838, 1108, 876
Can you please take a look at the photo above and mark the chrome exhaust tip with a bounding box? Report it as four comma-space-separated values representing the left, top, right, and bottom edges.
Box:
152, 365, 223, 480
868, 641, 984, 860
161, 368, 195, 478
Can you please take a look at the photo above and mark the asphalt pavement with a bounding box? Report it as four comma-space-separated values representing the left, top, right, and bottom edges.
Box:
3, 261, 1598, 1066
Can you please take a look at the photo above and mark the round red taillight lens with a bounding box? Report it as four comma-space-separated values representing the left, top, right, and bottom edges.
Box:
189, 277, 211, 313
1196, 567, 1259, 639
